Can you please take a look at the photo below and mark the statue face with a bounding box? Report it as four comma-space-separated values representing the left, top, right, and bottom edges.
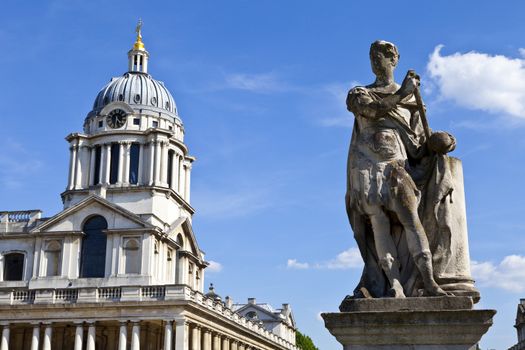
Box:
370, 50, 396, 77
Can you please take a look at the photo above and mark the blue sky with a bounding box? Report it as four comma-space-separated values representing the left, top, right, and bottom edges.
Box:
1, 1, 525, 349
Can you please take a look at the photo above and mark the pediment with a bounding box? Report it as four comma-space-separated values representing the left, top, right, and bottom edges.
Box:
235, 304, 280, 321
235, 304, 296, 327
166, 217, 202, 259
34, 195, 152, 233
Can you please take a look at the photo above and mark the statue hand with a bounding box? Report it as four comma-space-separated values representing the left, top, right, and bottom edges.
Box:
399, 70, 420, 98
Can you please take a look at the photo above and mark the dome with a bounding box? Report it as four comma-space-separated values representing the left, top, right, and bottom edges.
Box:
205, 283, 222, 302
92, 72, 177, 116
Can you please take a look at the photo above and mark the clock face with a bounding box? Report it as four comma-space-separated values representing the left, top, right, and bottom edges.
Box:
106, 109, 128, 129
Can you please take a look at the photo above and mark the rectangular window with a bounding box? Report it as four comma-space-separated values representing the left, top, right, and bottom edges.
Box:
109, 143, 120, 184
93, 146, 102, 185
152, 121, 158, 128
3, 253, 24, 281
133, 118, 140, 126
129, 143, 140, 184
98, 120, 103, 128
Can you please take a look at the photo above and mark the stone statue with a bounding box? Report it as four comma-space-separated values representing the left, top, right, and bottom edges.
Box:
343, 40, 479, 303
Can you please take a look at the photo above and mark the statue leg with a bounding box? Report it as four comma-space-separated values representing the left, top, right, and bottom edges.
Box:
390, 176, 448, 297
369, 210, 406, 298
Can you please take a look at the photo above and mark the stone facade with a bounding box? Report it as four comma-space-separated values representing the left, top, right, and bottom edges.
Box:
0, 25, 297, 350
322, 40, 495, 350
232, 298, 295, 345
509, 299, 525, 350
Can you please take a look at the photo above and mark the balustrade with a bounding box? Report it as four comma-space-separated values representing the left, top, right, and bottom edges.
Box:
0, 285, 297, 350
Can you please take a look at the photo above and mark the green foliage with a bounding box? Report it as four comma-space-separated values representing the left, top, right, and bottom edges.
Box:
295, 330, 319, 350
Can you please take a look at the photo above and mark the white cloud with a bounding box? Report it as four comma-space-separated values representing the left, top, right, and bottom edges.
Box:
427, 45, 525, 119
224, 73, 288, 93
287, 259, 309, 270
320, 247, 363, 269
286, 247, 363, 271
207, 260, 223, 273
471, 255, 525, 293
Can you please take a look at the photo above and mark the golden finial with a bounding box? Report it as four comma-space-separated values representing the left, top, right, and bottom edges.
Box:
133, 19, 145, 51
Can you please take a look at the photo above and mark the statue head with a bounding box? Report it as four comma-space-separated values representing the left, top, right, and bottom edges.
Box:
369, 40, 399, 78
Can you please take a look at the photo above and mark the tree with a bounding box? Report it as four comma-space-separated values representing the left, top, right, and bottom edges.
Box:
295, 330, 319, 350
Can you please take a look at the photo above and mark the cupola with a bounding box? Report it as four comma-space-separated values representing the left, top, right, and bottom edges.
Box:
128, 19, 149, 73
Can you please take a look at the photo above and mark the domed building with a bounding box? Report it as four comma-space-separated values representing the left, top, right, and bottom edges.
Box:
0, 23, 296, 350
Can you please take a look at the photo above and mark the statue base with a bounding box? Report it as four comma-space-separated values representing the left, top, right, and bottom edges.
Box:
322, 297, 495, 350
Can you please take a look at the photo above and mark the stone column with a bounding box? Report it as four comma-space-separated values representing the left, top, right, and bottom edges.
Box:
178, 157, 185, 196
89, 146, 97, 186
74, 323, 83, 350
137, 143, 144, 185
42, 324, 52, 350
154, 140, 162, 186
230, 340, 238, 350
211, 332, 220, 350
174, 154, 180, 192
67, 144, 77, 190
148, 142, 155, 186
30, 324, 40, 350
103, 143, 112, 185
74, 145, 84, 189
124, 142, 131, 185
221, 336, 229, 350
0, 257, 4, 282
201, 329, 211, 350
117, 142, 125, 185
160, 141, 169, 186
174, 319, 188, 350
0, 324, 9, 350
119, 322, 128, 350
185, 163, 191, 202
170, 152, 178, 190
163, 321, 173, 350
131, 322, 140, 350
86, 323, 96, 350
190, 324, 200, 350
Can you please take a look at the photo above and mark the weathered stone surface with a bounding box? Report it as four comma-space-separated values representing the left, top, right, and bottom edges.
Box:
322, 303, 495, 349
345, 40, 479, 300
339, 296, 473, 312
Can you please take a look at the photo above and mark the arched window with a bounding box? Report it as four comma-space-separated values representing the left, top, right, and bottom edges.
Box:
246, 311, 258, 320
3, 252, 24, 281
123, 238, 140, 274
93, 146, 102, 185
44, 240, 62, 277
129, 143, 140, 184
177, 234, 184, 250
109, 143, 120, 184
80, 215, 108, 278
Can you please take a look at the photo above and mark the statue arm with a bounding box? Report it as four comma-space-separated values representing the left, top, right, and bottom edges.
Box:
346, 71, 420, 119
346, 87, 405, 119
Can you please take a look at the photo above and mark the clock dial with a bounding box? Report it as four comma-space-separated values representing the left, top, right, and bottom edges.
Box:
106, 109, 128, 129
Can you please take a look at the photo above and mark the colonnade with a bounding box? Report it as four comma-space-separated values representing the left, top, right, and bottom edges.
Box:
67, 138, 191, 201
184, 321, 260, 350
0, 321, 263, 350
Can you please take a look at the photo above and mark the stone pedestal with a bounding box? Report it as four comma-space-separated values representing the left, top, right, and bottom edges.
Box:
322, 297, 495, 350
